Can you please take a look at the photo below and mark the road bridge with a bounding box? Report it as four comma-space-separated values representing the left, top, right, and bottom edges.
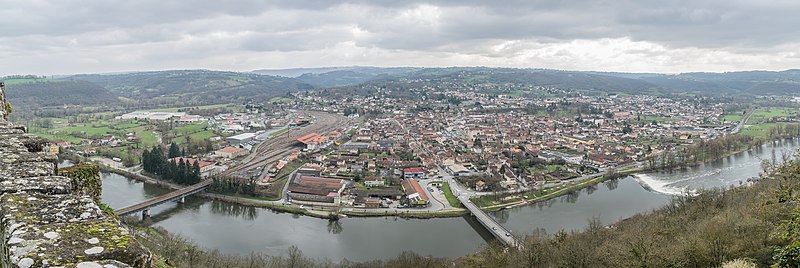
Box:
453, 187, 520, 247
114, 180, 211, 220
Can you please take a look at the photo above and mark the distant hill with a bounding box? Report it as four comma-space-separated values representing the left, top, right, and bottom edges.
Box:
69, 70, 314, 101
316, 67, 668, 97
292, 70, 374, 88
417, 68, 665, 95
598, 69, 800, 95
4, 80, 119, 109
253, 67, 360, 77
253, 66, 418, 77
254, 66, 421, 87
5, 67, 797, 111
280, 67, 800, 96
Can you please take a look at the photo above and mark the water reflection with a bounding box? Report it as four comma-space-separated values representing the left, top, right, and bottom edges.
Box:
327, 220, 343, 234
210, 200, 258, 221
148, 200, 203, 223
564, 190, 580, 203
585, 183, 597, 195
492, 177, 672, 236
493, 209, 510, 224
604, 177, 619, 190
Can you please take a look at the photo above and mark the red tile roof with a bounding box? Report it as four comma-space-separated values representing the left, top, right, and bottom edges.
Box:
296, 133, 323, 144
217, 146, 244, 154
401, 179, 429, 201
403, 167, 425, 173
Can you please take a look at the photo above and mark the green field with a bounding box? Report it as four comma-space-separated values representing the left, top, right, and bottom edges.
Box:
130, 126, 158, 147
721, 114, 743, 122
748, 107, 796, 124
48, 125, 117, 137
174, 130, 215, 144
740, 122, 780, 139
527, 164, 565, 174
28, 117, 155, 159
30, 133, 84, 144
171, 122, 208, 135
171, 122, 214, 144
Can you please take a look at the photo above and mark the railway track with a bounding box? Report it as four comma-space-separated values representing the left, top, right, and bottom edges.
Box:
222, 111, 350, 176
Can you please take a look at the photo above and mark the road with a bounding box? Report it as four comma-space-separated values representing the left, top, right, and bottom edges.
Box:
420, 179, 452, 210
451, 178, 519, 247
731, 108, 755, 134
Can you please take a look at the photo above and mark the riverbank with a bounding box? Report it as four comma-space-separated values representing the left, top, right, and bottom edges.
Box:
474, 168, 636, 212
343, 209, 467, 218
63, 154, 471, 220
473, 137, 800, 212
639, 127, 800, 173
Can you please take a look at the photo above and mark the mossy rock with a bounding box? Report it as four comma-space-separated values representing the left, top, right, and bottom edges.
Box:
1, 193, 151, 267
58, 163, 102, 202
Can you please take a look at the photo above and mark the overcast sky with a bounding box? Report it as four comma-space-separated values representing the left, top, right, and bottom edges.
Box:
2, 0, 799, 75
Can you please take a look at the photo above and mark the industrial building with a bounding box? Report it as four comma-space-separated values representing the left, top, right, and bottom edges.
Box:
226, 132, 257, 145
287, 175, 347, 207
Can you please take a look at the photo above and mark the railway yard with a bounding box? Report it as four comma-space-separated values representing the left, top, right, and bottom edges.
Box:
224, 111, 352, 180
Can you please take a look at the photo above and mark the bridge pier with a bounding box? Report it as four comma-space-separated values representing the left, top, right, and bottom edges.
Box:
115, 181, 211, 220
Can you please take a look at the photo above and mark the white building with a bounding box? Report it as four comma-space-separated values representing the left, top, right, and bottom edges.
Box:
118, 111, 186, 121
226, 133, 257, 144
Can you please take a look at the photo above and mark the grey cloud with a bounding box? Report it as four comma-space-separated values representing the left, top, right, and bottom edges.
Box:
3, 1, 799, 49
1, 0, 799, 74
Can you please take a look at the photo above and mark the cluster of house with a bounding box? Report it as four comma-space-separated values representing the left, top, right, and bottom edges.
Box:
294, 86, 730, 191
284, 164, 433, 208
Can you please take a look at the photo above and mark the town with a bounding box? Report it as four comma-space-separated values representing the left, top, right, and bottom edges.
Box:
30, 80, 800, 219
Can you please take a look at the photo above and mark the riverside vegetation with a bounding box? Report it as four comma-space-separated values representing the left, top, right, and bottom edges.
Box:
126, 147, 800, 267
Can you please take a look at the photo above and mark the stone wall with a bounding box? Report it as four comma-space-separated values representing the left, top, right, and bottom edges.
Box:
0, 84, 151, 267
1, 82, 8, 121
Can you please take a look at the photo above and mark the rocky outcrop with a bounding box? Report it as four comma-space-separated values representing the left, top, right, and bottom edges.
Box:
0, 82, 8, 121
58, 164, 103, 203
0, 84, 151, 267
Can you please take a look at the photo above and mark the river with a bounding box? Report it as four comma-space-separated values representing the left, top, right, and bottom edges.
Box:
490, 138, 800, 236
60, 138, 800, 261
58, 160, 492, 262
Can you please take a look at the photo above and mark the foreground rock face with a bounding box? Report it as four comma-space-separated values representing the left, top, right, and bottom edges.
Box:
0, 82, 7, 121
0, 83, 151, 267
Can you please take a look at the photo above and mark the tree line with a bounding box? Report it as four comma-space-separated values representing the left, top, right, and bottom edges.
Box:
207, 175, 257, 196
643, 134, 759, 170
141, 143, 202, 185
644, 124, 800, 171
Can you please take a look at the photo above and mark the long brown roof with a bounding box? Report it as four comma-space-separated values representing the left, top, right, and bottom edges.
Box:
287, 175, 343, 196
401, 179, 429, 201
